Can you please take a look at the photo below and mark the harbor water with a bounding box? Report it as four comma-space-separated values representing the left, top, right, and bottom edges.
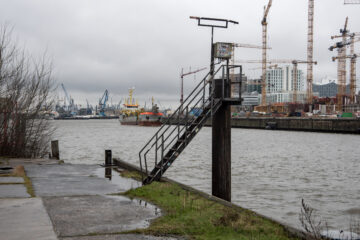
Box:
54, 119, 360, 231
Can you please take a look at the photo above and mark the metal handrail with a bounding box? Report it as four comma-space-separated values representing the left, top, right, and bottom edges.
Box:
139, 64, 228, 180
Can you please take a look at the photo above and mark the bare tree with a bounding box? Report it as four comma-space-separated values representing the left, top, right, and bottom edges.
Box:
0, 24, 55, 158
299, 199, 323, 240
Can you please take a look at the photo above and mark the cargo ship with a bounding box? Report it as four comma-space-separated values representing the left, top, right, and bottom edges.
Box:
138, 103, 163, 126
119, 88, 142, 125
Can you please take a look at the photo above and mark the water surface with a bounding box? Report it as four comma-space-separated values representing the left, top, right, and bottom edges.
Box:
54, 119, 360, 230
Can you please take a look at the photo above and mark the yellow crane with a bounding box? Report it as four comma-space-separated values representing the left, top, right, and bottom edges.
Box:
329, 17, 350, 111
331, 37, 360, 104
331, 27, 360, 105
261, 0, 273, 106
307, 0, 315, 104
230, 43, 271, 97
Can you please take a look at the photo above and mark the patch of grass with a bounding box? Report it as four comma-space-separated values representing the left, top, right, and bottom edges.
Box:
119, 170, 143, 181
0, 182, 23, 185
23, 175, 35, 197
124, 180, 300, 240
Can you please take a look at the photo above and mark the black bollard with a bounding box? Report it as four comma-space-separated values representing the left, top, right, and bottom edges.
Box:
51, 140, 60, 160
105, 150, 112, 166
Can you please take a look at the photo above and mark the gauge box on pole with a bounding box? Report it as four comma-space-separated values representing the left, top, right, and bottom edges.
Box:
214, 42, 233, 59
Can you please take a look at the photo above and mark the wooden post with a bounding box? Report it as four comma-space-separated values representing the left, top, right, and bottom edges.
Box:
105, 150, 112, 166
51, 140, 59, 160
212, 78, 231, 202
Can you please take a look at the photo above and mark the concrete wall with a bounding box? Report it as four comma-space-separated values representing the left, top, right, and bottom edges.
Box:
231, 117, 360, 134
162, 117, 360, 134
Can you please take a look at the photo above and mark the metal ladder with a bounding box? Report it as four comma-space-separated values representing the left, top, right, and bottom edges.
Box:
139, 64, 241, 185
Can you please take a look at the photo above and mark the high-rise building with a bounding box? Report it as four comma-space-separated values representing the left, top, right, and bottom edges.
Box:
266, 65, 304, 93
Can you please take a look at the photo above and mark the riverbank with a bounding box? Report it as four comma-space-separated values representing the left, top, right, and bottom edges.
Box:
0, 157, 304, 240
163, 117, 360, 134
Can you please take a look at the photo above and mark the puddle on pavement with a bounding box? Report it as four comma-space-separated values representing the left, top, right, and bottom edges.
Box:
95, 167, 161, 217
137, 198, 161, 216
94, 167, 141, 191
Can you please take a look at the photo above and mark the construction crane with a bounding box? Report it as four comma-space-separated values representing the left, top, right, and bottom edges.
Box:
344, 0, 360, 4
261, 0, 273, 106
332, 53, 359, 104
329, 17, 350, 111
331, 31, 360, 105
230, 43, 271, 97
307, 0, 315, 104
332, 37, 360, 104
249, 64, 278, 70
292, 60, 317, 103
98, 89, 109, 116
180, 67, 207, 107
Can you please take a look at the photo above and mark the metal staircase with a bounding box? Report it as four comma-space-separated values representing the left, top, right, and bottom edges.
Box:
139, 64, 241, 185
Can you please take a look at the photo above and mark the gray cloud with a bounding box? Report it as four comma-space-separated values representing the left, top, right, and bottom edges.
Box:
1, 0, 359, 107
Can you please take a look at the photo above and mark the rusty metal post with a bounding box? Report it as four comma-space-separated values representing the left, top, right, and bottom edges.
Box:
51, 140, 59, 160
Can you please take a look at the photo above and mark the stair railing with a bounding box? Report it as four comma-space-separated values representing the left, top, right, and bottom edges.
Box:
138, 65, 226, 182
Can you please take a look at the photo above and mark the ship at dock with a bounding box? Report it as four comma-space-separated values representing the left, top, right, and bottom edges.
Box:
119, 88, 142, 125
119, 90, 164, 126
138, 100, 163, 126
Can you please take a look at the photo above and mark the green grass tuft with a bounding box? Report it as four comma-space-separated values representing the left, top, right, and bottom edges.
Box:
23, 174, 35, 197
124, 179, 300, 240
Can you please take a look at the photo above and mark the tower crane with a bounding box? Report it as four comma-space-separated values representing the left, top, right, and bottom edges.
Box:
292, 60, 317, 103
261, 0, 273, 106
307, 0, 315, 104
332, 37, 360, 104
329, 17, 350, 111
249, 64, 278, 70
180, 67, 207, 107
331, 31, 360, 105
230, 43, 271, 98
98, 89, 109, 116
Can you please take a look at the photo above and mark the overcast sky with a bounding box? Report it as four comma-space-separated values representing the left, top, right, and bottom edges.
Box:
1, 0, 360, 108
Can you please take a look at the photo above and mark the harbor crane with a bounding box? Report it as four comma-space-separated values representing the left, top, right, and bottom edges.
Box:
307, 0, 315, 104
261, 0, 273, 106
61, 83, 75, 115
98, 89, 109, 116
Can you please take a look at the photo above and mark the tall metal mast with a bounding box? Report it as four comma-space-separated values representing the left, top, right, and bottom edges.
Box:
306, 0, 315, 104
261, 0, 273, 106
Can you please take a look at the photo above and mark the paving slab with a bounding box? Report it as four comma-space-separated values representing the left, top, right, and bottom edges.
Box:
0, 198, 57, 240
60, 234, 181, 240
43, 195, 161, 237
0, 184, 30, 198
25, 164, 139, 196
0, 177, 24, 183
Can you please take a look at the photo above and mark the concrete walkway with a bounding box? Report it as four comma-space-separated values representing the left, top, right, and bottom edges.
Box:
0, 159, 180, 240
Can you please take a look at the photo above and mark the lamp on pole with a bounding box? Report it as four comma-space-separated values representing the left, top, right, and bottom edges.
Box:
189, 16, 238, 79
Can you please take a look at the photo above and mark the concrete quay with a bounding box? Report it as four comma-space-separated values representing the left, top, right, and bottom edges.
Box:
163, 117, 360, 134
0, 158, 180, 240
